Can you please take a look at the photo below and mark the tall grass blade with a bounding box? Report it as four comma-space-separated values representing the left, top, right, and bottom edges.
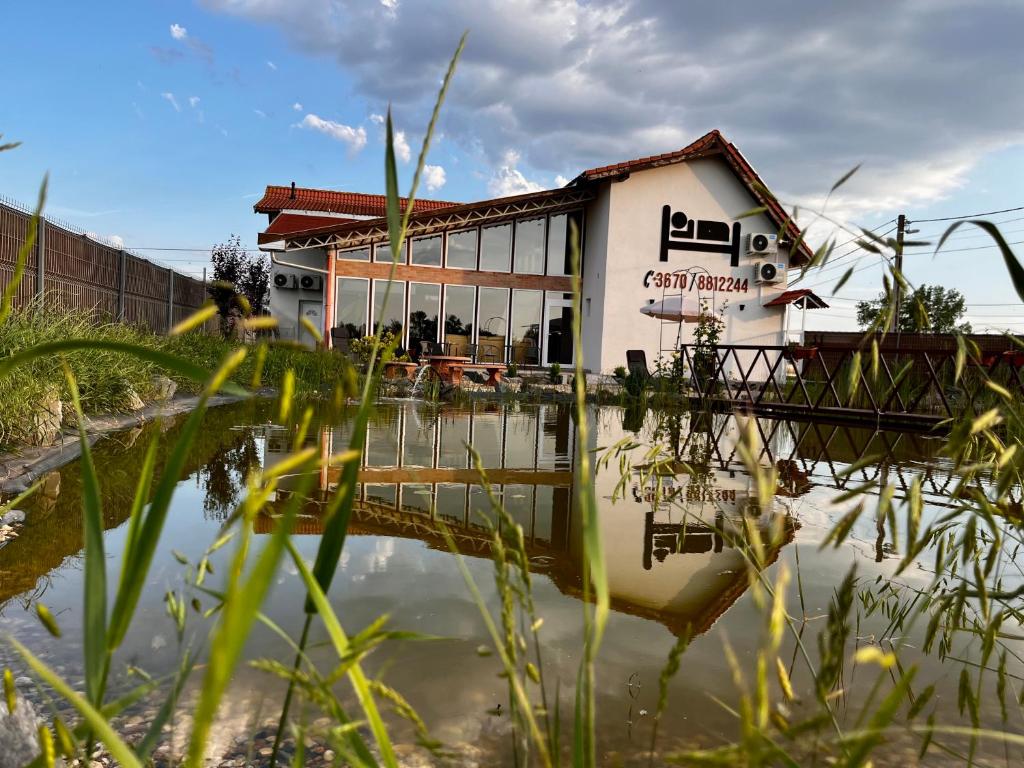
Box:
0, 175, 46, 326
8, 639, 142, 768
287, 540, 397, 768
62, 368, 107, 707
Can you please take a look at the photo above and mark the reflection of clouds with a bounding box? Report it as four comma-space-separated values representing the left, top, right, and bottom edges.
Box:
368, 538, 395, 573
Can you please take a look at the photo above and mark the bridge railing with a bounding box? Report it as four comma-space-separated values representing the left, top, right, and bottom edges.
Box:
671, 342, 1024, 428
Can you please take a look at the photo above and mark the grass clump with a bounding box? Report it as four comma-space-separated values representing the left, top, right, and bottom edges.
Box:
0, 303, 354, 450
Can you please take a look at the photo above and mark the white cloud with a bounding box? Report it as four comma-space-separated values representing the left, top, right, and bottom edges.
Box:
204, 0, 1024, 231
170, 23, 187, 40
188, 96, 200, 108
292, 102, 303, 111
161, 92, 180, 112
369, 113, 385, 125
554, 174, 570, 187
85, 231, 125, 248
423, 164, 446, 192
254, 109, 267, 118
488, 150, 544, 196
393, 130, 411, 163
296, 113, 368, 152
267, 60, 277, 70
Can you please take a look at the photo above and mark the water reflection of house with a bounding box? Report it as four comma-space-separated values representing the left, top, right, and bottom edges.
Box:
256, 403, 797, 640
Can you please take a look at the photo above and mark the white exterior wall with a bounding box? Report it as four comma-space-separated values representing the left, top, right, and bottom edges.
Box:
268, 247, 327, 345
581, 157, 793, 377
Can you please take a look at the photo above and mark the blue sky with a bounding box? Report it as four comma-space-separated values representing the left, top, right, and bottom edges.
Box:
3, 0, 1023, 332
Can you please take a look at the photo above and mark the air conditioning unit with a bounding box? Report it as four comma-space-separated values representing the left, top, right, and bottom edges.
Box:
299, 274, 324, 291
273, 272, 298, 290
747, 232, 778, 256
754, 261, 786, 285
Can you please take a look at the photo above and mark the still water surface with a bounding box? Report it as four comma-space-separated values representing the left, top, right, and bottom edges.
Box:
0, 399, 1016, 764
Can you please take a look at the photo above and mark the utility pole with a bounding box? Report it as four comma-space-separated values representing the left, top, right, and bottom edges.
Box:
890, 213, 906, 333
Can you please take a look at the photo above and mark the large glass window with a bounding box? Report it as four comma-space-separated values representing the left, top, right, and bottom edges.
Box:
514, 217, 545, 274
443, 285, 475, 356
410, 235, 442, 267
476, 287, 509, 362
407, 282, 440, 357
338, 246, 370, 261
334, 277, 369, 340
372, 279, 405, 340
375, 241, 401, 263
480, 223, 512, 272
546, 210, 583, 276
510, 289, 542, 365
446, 229, 477, 269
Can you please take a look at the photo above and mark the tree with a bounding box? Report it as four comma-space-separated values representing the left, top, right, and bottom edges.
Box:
208, 235, 270, 338
855, 284, 972, 334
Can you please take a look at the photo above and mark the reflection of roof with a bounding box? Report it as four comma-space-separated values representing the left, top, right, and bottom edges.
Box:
762, 289, 829, 309
254, 186, 458, 216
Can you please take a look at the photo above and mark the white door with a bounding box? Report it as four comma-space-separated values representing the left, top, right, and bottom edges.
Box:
298, 300, 324, 348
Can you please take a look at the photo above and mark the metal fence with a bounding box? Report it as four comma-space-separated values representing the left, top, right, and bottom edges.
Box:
0, 196, 210, 333
674, 341, 1024, 430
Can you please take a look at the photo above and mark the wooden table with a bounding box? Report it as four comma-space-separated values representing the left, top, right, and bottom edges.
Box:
422, 355, 471, 385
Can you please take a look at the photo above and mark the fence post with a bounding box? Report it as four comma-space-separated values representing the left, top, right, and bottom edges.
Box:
35, 217, 46, 300
167, 267, 174, 334
117, 249, 127, 321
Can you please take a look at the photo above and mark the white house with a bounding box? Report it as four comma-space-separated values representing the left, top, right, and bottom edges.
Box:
257, 130, 819, 374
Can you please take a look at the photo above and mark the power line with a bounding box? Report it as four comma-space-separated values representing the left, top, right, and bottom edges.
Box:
909, 204, 1024, 224
904, 239, 1024, 255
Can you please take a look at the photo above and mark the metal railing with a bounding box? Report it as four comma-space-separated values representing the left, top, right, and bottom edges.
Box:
671, 343, 1024, 429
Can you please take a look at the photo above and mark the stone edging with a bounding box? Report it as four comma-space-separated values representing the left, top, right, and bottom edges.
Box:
0, 393, 247, 495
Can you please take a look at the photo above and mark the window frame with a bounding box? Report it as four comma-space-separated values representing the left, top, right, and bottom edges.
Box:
333, 276, 370, 338
479, 222, 513, 273
409, 233, 444, 268
444, 227, 480, 270
337, 246, 371, 262
513, 216, 547, 275
406, 280, 443, 351
371, 278, 408, 338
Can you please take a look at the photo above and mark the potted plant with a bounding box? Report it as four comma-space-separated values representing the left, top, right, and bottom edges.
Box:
783, 341, 819, 361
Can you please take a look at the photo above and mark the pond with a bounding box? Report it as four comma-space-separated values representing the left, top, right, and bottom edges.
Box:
1, 398, 1019, 765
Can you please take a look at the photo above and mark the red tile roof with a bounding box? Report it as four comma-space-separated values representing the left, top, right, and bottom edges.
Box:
258, 212, 356, 245
578, 130, 814, 266
762, 289, 829, 309
253, 185, 458, 217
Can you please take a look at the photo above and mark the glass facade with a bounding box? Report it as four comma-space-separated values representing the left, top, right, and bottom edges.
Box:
480, 223, 512, 272
510, 289, 542, 365
334, 277, 368, 339
514, 217, 545, 274
407, 282, 440, 356
477, 287, 509, 362
443, 285, 475, 356
372, 279, 405, 339
446, 229, 477, 269
410, 235, 442, 267
329, 209, 584, 364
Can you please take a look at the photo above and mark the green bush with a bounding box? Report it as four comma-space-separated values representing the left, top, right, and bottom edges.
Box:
613, 365, 627, 380
549, 362, 561, 383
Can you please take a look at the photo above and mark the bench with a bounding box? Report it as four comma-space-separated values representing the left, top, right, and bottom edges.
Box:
462, 363, 507, 386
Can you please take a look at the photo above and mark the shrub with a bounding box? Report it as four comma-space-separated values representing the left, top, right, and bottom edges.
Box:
613, 365, 627, 380
549, 362, 561, 383
507, 361, 519, 377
